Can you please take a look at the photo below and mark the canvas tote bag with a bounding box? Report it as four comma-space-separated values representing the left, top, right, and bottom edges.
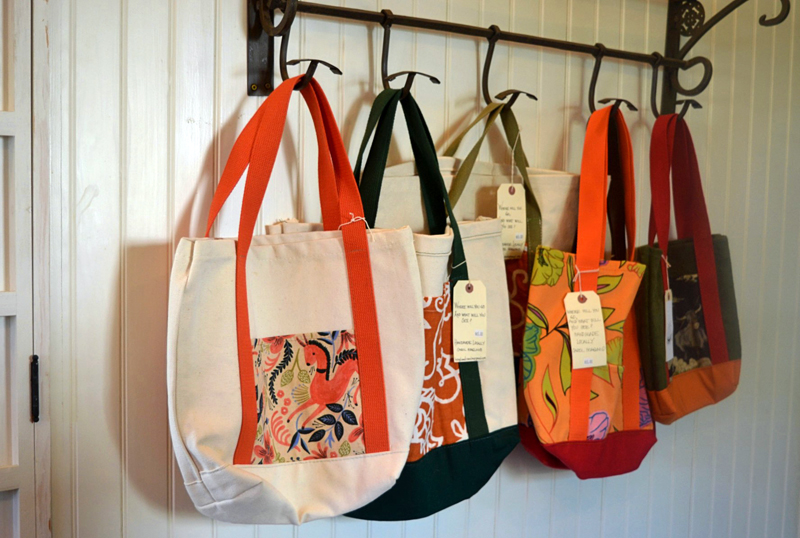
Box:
441, 102, 580, 468
167, 77, 426, 524
521, 105, 656, 479
344, 89, 517, 520
636, 114, 741, 424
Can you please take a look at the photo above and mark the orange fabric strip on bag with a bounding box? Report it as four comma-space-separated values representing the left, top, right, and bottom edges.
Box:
621, 311, 641, 431
309, 80, 390, 452
231, 80, 296, 464
568, 107, 611, 442
204, 88, 341, 236
230, 77, 389, 464
568, 107, 642, 441
204, 102, 269, 237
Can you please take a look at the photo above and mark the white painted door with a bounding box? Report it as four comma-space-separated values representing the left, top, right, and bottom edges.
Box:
0, 0, 34, 536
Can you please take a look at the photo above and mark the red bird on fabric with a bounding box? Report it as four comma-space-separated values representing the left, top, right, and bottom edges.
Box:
286, 338, 360, 427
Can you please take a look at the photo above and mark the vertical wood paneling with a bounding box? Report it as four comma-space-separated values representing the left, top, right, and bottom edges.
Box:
123, 0, 171, 534
779, 9, 800, 538
727, 4, 762, 537
744, 3, 783, 537
72, 0, 123, 536
761, 4, 796, 533
47, 1, 800, 537
169, 0, 217, 536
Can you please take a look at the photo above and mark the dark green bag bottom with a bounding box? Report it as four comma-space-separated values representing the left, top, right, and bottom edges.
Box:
346, 425, 519, 521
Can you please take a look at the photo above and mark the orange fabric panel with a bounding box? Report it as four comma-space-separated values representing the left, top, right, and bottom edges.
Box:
407, 285, 467, 462
649, 360, 741, 424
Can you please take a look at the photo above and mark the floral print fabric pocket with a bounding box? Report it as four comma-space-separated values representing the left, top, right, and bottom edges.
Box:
251, 331, 365, 464
522, 246, 649, 444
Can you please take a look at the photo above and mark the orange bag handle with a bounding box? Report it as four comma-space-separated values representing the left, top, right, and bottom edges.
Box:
569, 107, 642, 440
574, 107, 612, 292
204, 90, 342, 236
225, 77, 389, 463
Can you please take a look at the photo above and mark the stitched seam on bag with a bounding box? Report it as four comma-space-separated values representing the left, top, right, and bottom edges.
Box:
193, 481, 265, 509
195, 245, 401, 262
222, 448, 408, 471
460, 230, 501, 242
191, 235, 410, 259
414, 251, 452, 258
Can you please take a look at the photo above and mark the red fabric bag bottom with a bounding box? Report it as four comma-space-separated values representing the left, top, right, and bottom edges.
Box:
544, 429, 657, 479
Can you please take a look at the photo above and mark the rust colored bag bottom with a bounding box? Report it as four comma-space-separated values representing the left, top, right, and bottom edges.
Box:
544, 429, 657, 480
648, 360, 740, 425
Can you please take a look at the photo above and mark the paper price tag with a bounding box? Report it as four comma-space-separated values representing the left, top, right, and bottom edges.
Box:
497, 184, 526, 259
564, 291, 607, 369
664, 289, 674, 362
453, 280, 488, 363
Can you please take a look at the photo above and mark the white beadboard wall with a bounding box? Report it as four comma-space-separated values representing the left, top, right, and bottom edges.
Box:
44, 0, 800, 536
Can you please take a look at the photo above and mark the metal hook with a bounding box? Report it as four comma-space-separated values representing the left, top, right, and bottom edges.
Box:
669, 56, 713, 97
760, 0, 791, 26
380, 10, 395, 90
257, 0, 298, 37
380, 10, 439, 97
482, 25, 538, 106
279, 28, 290, 81
495, 89, 538, 108
588, 43, 606, 113
286, 59, 342, 90
598, 98, 638, 113
676, 99, 702, 120
589, 44, 639, 113
387, 71, 441, 99
481, 25, 502, 105
650, 52, 664, 118
278, 23, 342, 91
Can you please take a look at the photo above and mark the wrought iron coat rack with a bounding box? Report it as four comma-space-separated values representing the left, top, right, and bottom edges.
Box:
247, 0, 790, 115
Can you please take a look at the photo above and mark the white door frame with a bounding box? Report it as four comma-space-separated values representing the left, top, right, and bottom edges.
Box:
32, 0, 57, 536
0, 0, 36, 536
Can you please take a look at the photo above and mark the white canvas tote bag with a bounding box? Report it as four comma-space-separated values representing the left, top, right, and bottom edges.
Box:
167, 77, 425, 525
341, 89, 517, 520
370, 158, 578, 251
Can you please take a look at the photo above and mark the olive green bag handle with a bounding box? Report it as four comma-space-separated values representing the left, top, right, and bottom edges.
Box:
443, 103, 542, 274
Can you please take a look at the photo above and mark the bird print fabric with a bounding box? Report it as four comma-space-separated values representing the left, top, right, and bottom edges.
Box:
250, 331, 365, 464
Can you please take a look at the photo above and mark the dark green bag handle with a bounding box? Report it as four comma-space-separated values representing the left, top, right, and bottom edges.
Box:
443, 103, 543, 274
354, 89, 489, 438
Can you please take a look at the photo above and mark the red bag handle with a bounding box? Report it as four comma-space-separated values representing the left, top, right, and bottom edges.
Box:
228, 77, 389, 463
648, 115, 730, 366
569, 107, 642, 441
648, 115, 678, 290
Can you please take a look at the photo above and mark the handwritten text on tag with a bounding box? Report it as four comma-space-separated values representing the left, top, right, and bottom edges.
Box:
564, 291, 607, 369
453, 281, 488, 363
497, 184, 526, 259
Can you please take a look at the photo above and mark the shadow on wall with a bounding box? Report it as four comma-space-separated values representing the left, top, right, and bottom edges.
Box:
108, 103, 220, 518
113, 90, 310, 520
